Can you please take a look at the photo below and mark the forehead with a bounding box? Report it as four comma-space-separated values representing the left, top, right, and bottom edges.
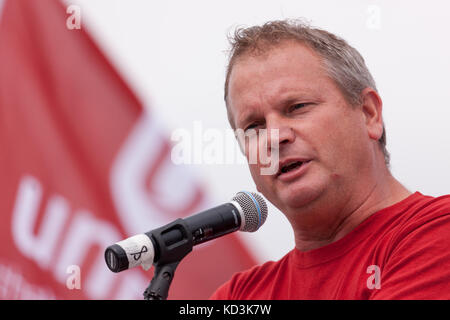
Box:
227, 41, 333, 123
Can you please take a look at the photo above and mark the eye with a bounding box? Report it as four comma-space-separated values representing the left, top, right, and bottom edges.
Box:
244, 123, 259, 132
288, 103, 309, 113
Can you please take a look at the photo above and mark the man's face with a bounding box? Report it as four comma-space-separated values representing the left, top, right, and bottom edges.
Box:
227, 41, 376, 219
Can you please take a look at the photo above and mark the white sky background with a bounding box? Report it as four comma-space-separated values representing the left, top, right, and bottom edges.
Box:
69, 0, 450, 263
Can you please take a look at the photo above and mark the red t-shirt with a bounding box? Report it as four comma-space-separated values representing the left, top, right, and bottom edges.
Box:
210, 192, 450, 299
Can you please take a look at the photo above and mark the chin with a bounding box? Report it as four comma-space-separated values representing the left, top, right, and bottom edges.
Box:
285, 188, 321, 208
272, 181, 326, 212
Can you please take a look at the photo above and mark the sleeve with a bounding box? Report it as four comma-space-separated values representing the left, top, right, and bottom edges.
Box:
209, 281, 233, 300
208, 263, 269, 299
370, 212, 450, 299
209, 270, 244, 300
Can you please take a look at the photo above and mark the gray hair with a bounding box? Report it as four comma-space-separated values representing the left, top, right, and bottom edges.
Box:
224, 19, 390, 166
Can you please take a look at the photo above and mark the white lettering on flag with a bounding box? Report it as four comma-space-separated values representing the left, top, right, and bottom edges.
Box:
0, 0, 5, 19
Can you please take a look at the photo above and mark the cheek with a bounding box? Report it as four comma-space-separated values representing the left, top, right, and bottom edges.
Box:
330, 173, 342, 182
322, 116, 369, 171
248, 163, 263, 183
305, 111, 362, 170
243, 135, 273, 168
248, 163, 273, 192
306, 115, 342, 156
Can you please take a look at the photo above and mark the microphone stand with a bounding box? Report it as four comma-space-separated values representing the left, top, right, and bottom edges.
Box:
142, 219, 194, 300
143, 262, 180, 300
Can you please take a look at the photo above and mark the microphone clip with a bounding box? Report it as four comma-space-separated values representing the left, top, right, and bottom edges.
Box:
143, 219, 194, 300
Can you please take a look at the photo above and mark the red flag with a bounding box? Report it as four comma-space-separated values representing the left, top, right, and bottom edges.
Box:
0, 0, 256, 299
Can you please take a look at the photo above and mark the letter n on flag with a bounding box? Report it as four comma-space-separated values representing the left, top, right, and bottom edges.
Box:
0, 0, 256, 299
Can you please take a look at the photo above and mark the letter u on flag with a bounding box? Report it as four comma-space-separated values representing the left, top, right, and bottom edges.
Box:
0, 0, 256, 299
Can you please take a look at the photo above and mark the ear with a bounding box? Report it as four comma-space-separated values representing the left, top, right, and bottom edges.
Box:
360, 88, 383, 141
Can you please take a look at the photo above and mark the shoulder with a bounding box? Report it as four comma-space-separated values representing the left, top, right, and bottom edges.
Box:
209, 250, 293, 300
412, 192, 450, 214
393, 192, 450, 236
370, 193, 450, 299
385, 192, 450, 257
410, 192, 450, 214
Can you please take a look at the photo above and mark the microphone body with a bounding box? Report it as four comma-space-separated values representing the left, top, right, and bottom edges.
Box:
105, 191, 267, 273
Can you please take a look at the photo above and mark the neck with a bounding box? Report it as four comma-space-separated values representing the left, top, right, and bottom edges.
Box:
293, 172, 411, 252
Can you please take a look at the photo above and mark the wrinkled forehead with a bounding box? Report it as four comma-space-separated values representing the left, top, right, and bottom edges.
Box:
228, 41, 328, 95
226, 42, 331, 122
226, 40, 325, 91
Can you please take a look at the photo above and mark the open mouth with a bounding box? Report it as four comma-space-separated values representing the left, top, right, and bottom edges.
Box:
278, 160, 311, 176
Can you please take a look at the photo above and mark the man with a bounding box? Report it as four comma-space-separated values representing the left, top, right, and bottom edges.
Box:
210, 20, 450, 299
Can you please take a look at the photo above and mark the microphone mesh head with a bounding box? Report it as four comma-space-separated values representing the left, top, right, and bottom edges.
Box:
232, 191, 268, 232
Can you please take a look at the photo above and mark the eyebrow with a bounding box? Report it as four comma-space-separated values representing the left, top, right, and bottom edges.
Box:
236, 109, 260, 129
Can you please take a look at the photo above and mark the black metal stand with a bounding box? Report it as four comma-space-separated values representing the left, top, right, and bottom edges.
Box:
143, 261, 180, 300
142, 219, 194, 300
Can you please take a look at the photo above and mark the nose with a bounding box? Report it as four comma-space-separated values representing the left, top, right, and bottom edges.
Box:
266, 115, 295, 150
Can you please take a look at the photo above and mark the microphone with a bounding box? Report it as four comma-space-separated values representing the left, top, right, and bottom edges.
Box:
105, 191, 268, 273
